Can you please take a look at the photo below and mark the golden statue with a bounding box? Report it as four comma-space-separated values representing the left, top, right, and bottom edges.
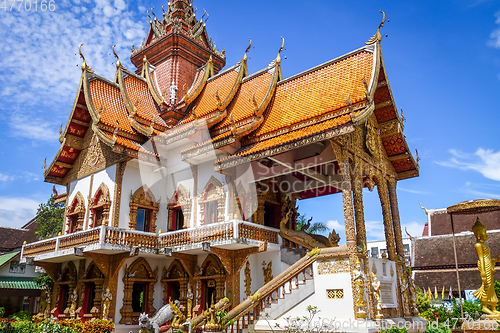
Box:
473, 218, 500, 314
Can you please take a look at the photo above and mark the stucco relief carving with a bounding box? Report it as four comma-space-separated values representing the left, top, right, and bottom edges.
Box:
198, 176, 225, 225
129, 185, 160, 232
167, 184, 192, 230
90, 183, 111, 227
66, 192, 85, 233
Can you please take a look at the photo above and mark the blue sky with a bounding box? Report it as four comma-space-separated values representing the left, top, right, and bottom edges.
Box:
0, 0, 500, 242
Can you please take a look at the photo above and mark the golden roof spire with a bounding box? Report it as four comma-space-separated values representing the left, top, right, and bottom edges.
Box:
243, 38, 252, 61
79, 43, 93, 72
366, 10, 386, 45
112, 44, 122, 68
277, 37, 285, 63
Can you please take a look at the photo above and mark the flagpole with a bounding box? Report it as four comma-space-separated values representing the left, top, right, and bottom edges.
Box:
450, 214, 464, 319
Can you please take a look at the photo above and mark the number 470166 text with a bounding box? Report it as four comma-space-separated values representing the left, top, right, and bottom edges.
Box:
1, 0, 56, 11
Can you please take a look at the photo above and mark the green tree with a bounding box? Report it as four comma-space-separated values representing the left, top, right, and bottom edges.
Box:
296, 214, 329, 235
35, 196, 64, 240
415, 286, 430, 313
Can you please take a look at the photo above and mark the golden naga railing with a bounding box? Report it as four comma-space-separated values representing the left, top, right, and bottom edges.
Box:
22, 221, 279, 258
280, 232, 314, 257
222, 247, 350, 333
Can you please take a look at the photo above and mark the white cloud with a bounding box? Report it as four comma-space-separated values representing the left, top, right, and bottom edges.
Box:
437, 148, 500, 181
326, 220, 345, 231
9, 113, 59, 142
401, 221, 425, 238
489, 11, 500, 49
0, 173, 15, 182
0, 197, 40, 228
461, 182, 500, 199
365, 220, 386, 241
0, 0, 146, 142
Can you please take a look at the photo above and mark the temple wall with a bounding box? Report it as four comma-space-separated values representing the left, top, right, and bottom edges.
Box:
283, 258, 355, 321
67, 166, 116, 233
239, 250, 281, 304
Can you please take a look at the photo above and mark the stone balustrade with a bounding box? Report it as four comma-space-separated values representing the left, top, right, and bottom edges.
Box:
21, 221, 279, 259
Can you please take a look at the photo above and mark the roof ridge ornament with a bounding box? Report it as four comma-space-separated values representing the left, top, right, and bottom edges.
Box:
79, 43, 93, 73
366, 10, 385, 45
244, 38, 252, 61
277, 37, 285, 64
112, 44, 122, 69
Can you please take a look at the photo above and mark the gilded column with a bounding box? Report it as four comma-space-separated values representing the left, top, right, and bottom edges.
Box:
388, 177, 411, 317
377, 175, 403, 317
377, 177, 396, 261
388, 177, 404, 258
353, 156, 375, 318
331, 140, 360, 318
330, 141, 356, 248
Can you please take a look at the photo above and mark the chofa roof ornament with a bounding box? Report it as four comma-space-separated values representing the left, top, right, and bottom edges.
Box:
366, 10, 386, 45
79, 43, 93, 73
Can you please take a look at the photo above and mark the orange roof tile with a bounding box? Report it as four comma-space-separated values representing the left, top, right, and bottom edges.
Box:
253, 50, 373, 137
88, 80, 136, 135
123, 75, 168, 128
214, 71, 273, 130
221, 114, 352, 161
192, 69, 238, 118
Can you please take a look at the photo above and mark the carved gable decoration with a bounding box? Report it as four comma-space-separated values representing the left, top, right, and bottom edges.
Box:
131, 185, 158, 208
198, 176, 225, 224
124, 257, 157, 281
168, 184, 191, 207
84, 262, 104, 280
68, 192, 85, 215
63, 129, 125, 184
162, 260, 187, 280
92, 183, 111, 208
60, 261, 77, 283
167, 184, 192, 230
66, 192, 85, 233
90, 183, 111, 227
201, 254, 225, 277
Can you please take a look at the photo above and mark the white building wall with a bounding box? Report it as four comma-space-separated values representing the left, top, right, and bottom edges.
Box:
283, 258, 355, 322
66, 166, 116, 233
0, 258, 39, 278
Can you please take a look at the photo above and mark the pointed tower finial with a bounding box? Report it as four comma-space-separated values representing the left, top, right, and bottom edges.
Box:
79, 43, 93, 72
243, 38, 252, 61
366, 10, 386, 45
112, 44, 121, 68
277, 37, 285, 63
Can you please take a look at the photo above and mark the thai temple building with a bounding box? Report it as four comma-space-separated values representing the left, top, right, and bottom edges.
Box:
21, 1, 421, 331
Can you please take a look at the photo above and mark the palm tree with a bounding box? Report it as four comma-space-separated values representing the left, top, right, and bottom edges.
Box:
296, 214, 329, 235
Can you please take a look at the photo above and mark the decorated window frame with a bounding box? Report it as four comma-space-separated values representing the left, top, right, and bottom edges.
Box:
90, 183, 111, 228
161, 259, 189, 311
128, 185, 159, 232
198, 176, 225, 225
167, 184, 191, 231
79, 262, 104, 321
119, 258, 158, 325
66, 192, 85, 234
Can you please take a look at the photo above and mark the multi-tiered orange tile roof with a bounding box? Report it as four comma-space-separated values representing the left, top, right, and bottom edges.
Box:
45, 31, 418, 184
